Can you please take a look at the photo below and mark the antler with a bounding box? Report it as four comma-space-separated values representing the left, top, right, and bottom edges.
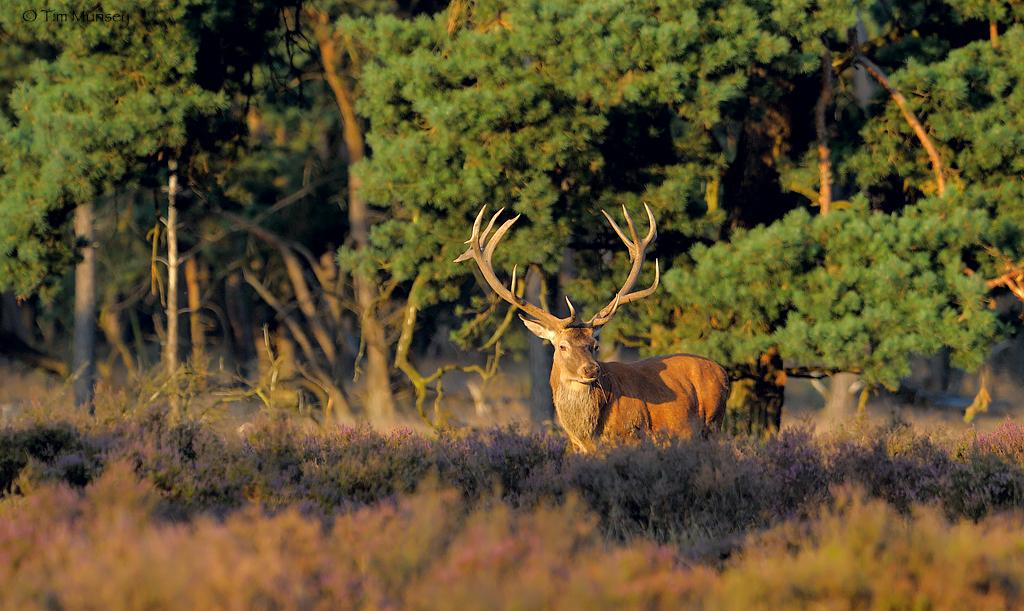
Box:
455, 206, 577, 330
588, 203, 660, 327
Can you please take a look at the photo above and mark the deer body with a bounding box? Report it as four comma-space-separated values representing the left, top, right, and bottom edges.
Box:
552, 354, 728, 452
456, 204, 731, 453
536, 324, 729, 452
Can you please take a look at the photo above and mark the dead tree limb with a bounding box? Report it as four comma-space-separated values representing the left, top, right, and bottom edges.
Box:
223, 211, 338, 367
394, 272, 502, 427
164, 162, 181, 416
242, 269, 353, 417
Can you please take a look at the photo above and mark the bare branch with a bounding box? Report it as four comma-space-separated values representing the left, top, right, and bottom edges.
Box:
223, 211, 338, 367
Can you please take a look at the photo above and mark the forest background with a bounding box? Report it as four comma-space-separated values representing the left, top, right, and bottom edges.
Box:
1, 0, 1023, 434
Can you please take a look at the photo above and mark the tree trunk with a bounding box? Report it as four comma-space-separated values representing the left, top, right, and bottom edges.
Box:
165, 163, 180, 414
99, 294, 134, 374
851, 16, 873, 109
225, 271, 255, 377
724, 348, 785, 434
184, 256, 205, 372
814, 48, 833, 215
312, 13, 395, 421
824, 371, 860, 423
72, 202, 96, 412
1, 291, 32, 344
526, 266, 554, 427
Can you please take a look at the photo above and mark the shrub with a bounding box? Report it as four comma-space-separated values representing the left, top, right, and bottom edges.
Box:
975, 420, 1024, 469
6, 465, 1024, 609
6, 410, 1024, 550
0, 464, 712, 610
714, 487, 1024, 609
0, 421, 102, 494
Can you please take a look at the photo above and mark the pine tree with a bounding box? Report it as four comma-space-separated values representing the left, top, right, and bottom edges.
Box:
0, 0, 265, 406
352, 0, 1018, 428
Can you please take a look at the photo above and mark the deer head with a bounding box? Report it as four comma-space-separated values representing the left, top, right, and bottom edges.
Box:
454, 204, 659, 387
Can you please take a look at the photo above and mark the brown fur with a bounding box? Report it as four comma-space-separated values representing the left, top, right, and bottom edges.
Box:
542, 327, 729, 453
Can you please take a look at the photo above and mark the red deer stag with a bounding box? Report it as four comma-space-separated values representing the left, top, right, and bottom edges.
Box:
455, 204, 729, 452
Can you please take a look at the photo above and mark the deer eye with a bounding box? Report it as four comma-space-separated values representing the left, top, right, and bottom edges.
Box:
559, 345, 568, 351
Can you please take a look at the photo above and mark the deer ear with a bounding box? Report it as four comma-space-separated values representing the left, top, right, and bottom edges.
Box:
520, 316, 557, 342
591, 327, 601, 340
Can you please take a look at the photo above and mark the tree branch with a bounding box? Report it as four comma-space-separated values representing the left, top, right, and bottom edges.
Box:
242, 268, 353, 416
856, 55, 946, 196
223, 211, 338, 367
815, 47, 834, 215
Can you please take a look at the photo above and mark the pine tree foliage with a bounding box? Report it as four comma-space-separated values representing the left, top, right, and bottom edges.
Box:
0, 0, 1020, 421
352, 0, 1019, 403
850, 23, 1024, 269
658, 199, 997, 389
0, 0, 224, 297
351, 0, 860, 340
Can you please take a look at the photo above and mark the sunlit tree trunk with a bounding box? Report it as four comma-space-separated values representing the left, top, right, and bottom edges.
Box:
72, 202, 96, 412
311, 10, 395, 421
165, 162, 180, 415
813, 51, 862, 419
824, 371, 860, 422
815, 48, 833, 215
184, 257, 205, 372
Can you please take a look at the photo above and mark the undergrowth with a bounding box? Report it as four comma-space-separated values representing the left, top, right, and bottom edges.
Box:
4, 409, 1024, 608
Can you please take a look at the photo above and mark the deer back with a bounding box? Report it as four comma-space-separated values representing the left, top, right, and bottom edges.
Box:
597, 354, 729, 441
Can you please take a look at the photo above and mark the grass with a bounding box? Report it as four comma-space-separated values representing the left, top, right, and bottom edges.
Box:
5, 402, 1024, 609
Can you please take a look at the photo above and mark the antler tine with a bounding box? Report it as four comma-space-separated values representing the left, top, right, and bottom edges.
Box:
589, 292, 618, 325
483, 215, 521, 264
564, 296, 576, 319
588, 260, 660, 326
454, 205, 575, 330
618, 258, 659, 305
601, 209, 632, 249
460, 206, 487, 246
588, 205, 660, 327
480, 207, 504, 245
455, 207, 486, 261
632, 258, 660, 300
621, 205, 640, 249
642, 202, 657, 245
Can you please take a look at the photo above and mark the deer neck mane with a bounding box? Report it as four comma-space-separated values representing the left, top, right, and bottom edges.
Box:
550, 366, 608, 449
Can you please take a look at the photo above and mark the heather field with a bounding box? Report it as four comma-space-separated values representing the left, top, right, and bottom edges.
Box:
5, 403, 1024, 609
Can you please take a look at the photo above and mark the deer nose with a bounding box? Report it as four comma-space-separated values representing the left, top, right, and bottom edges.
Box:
581, 363, 600, 378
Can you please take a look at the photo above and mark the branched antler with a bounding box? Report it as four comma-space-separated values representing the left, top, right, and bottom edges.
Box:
455, 207, 576, 329
455, 204, 660, 330
588, 203, 660, 327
